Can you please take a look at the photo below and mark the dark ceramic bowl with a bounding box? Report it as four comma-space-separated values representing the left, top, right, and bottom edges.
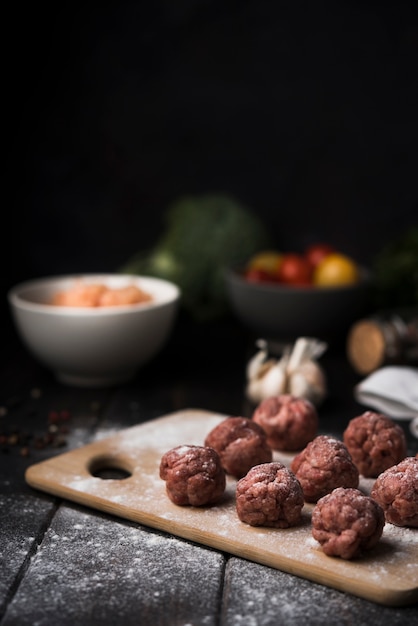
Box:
224, 267, 373, 344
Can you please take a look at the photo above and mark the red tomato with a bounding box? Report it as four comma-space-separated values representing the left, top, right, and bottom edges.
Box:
277, 254, 312, 286
244, 268, 277, 283
305, 243, 335, 268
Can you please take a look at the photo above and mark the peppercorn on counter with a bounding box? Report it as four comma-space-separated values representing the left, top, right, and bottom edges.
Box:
1, 314, 417, 625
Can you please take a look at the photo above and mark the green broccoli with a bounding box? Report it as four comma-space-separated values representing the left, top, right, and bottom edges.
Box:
121, 194, 272, 320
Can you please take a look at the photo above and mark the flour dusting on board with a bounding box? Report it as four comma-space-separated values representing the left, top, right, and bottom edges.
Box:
25, 409, 418, 606
116, 410, 226, 452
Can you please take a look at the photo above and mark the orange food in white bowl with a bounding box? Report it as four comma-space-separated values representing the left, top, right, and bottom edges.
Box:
8, 274, 180, 387
52, 280, 153, 307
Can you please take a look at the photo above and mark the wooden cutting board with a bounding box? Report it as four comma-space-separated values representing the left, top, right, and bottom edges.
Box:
25, 409, 418, 607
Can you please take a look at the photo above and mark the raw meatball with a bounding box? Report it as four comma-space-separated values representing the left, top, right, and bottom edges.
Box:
290, 435, 359, 503
159, 445, 226, 506
204, 416, 272, 479
252, 394, 318, 451
311, 487, 385, 559
370, 456, 418, 527
236, 462, 304, 528
343, 411, 407, 478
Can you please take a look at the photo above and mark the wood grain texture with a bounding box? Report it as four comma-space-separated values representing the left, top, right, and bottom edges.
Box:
25, 409, 418, 607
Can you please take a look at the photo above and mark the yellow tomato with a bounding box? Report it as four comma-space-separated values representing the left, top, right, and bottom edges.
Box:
313, 253, 359, 287
247, 250, 283, 276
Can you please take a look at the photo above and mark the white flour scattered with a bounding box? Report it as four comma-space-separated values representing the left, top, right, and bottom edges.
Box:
383, 523, 418, 545
4, 504, 225, 624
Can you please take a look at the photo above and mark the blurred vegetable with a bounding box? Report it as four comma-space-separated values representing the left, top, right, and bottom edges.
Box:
313, 253, 359, 287
246, 250, 283, 277
278, 254, 312, 286
305, 243, 335, 269
372, 227, 418, 309
243, 243, 360, 288
121, 194, 272, 320
245, 268, 276, 283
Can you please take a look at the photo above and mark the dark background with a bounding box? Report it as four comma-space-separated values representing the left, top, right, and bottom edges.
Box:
4, 0, 418, 328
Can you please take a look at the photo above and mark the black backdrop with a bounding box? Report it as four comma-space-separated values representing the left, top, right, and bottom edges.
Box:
4, 0, 418, 325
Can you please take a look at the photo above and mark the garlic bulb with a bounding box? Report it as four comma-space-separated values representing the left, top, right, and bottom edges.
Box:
245, 337, 327, 406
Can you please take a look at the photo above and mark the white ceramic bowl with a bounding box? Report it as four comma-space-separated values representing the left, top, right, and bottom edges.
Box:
8, 274, 180, 387
225, 267, 372, 344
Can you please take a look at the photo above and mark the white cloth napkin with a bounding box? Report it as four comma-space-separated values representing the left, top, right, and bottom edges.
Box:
354, 366, 418, 439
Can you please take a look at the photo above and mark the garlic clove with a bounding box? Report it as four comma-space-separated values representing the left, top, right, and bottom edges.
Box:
246, 343, 268, 381
260, 362, 288, 396
246, 361, 287, 404
288, 360, 327, 406
287, 336, 327, 373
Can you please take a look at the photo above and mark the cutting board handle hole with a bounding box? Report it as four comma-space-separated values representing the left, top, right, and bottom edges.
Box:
88, 454, 133, 480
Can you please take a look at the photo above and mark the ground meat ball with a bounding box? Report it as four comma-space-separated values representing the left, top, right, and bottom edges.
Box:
343, 411, 407, 478
252, 394, 318, 452
370, 457, 418, 527
236, 462, 304, 528
159, 445, 226, 506
311, 487, 385, 559
290, 435, 359, 503
204, 417, 272, 479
